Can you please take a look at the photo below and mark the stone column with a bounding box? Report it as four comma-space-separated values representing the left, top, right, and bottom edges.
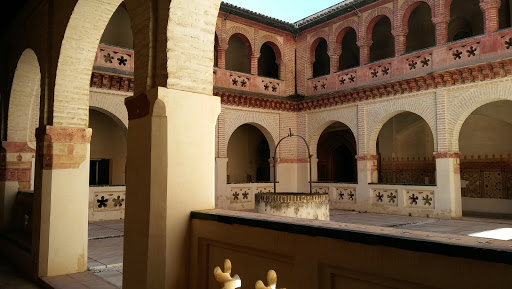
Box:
0, 142, 35, 229
357, 40, 372, 65
33, 126, 92, 276
434, 152, 462, 218
480, 0, 502, 35
393, 30, 407, 56
123, 87, 221, 289
433, 16, 449, 45
215, 157, 229, 209
250, 53, 260, 75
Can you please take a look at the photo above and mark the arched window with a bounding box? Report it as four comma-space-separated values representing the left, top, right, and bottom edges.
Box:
226, 34, 251, 74
258, 42, 280, 79
376, 112, 435, 185
100, 5, 133, 49
405, 2, 435, 52
338, 28, 359, 71
448, 0, 484, 42
312, 38, 330, 78
370, 16, 394, 62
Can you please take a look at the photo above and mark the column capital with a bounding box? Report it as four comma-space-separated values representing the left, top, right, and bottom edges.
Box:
356, 39, 372, 48
434, 152, 460, 159
479, 0, 501, 10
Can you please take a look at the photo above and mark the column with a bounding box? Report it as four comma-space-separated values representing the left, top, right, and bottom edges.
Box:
329, 52, 340, 74
434, 152, 462, 218
123, 87, 221, 289
393, 29, 407, 56
480, 0, 502, 34
433, 16, 449, 45
0, 141, 35, 229
215, 157, 229, 209
357, 40, 372, 65
217, 45, 227, 69
250, 53, 260, 75
34, 126, 92, 276
310, 157, 318, 182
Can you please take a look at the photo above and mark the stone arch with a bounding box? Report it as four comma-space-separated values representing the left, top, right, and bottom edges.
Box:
400, 0, 436, 30
167, 0, 222, 94
258, 40, 283, 79
225, 122, 277, 159
308, 111, 358, 156
449, 82, 512, 152
89, 106, 127, 131
366, 97, 437, 155
363, 6, 394, 40
89, 91, 128, 129
308, 28, 331, 59
258, 34, 283, 51
8, 49, 41, 145
53, 0, 128, 128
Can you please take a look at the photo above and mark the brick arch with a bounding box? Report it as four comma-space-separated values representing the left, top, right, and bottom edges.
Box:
7, 48, 40, 144
258, 34, 284, 60
222, 110, 279, 158
308, 108, 358, 156
89, 91, 128, 129
225, 26, 255, 53
366, 96, 437, 155
400, 0, 436, 30
333, 19, 359, 55
363, 7, 394, 40
308, 29, 331, 58
449, 82, 512, 152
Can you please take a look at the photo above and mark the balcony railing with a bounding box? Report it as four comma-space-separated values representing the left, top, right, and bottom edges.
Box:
214, 68, 286, 97
306, 29, 512, 96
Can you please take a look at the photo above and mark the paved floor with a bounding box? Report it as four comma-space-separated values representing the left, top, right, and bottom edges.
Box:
88, 220, 124, 288
0, 256, 42, 289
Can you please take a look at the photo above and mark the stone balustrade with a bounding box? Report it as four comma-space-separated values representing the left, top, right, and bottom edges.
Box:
214, 68, 286, 97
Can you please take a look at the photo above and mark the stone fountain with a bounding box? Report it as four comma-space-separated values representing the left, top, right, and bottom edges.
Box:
254, 129, 329, 220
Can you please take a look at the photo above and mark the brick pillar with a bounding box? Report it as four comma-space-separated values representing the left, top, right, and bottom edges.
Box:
0, 142, 35, 229
329, 53, 340, 73
34, 126, 92, 276
215, 157, 229, 209
480, 0, 502, 34
250, 53, 260, 75
311, 157, 318, 182
393, 30, 407, 56
434, 152, 462, 218
217, 45, 226, 69
433, 16, 449, 45
357, 40, 372, 65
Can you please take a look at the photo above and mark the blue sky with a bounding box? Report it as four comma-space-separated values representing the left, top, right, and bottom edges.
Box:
222, 0, 346, 23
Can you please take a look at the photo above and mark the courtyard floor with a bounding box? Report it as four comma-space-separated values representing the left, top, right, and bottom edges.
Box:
3, 210, 511, 288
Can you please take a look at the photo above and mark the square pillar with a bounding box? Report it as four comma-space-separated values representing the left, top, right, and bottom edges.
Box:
357, 40, 372, 66
33, 126, 92, 276
434, 152, 462, 218
250, 53, 260, 75
433, 17, 449, 45
356, 155, 378, 184
123, 87, 221, 289
480, 0, 502, 34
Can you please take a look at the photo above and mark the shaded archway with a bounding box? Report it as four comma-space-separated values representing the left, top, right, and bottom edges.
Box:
214, 33, 219, 67
369, 16, 394, 62
258, 42, 280, 79
337, 28, 359, 71
376, 112, 435, 185
448, 0, 484, 42
227, 124, 271, 183
226, 34, 252, 74
312, 38, 330, 77
317, 122, 357, 183
459, 100, 512, 217
405, 2, 435, 52
89, 108, 127, 186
